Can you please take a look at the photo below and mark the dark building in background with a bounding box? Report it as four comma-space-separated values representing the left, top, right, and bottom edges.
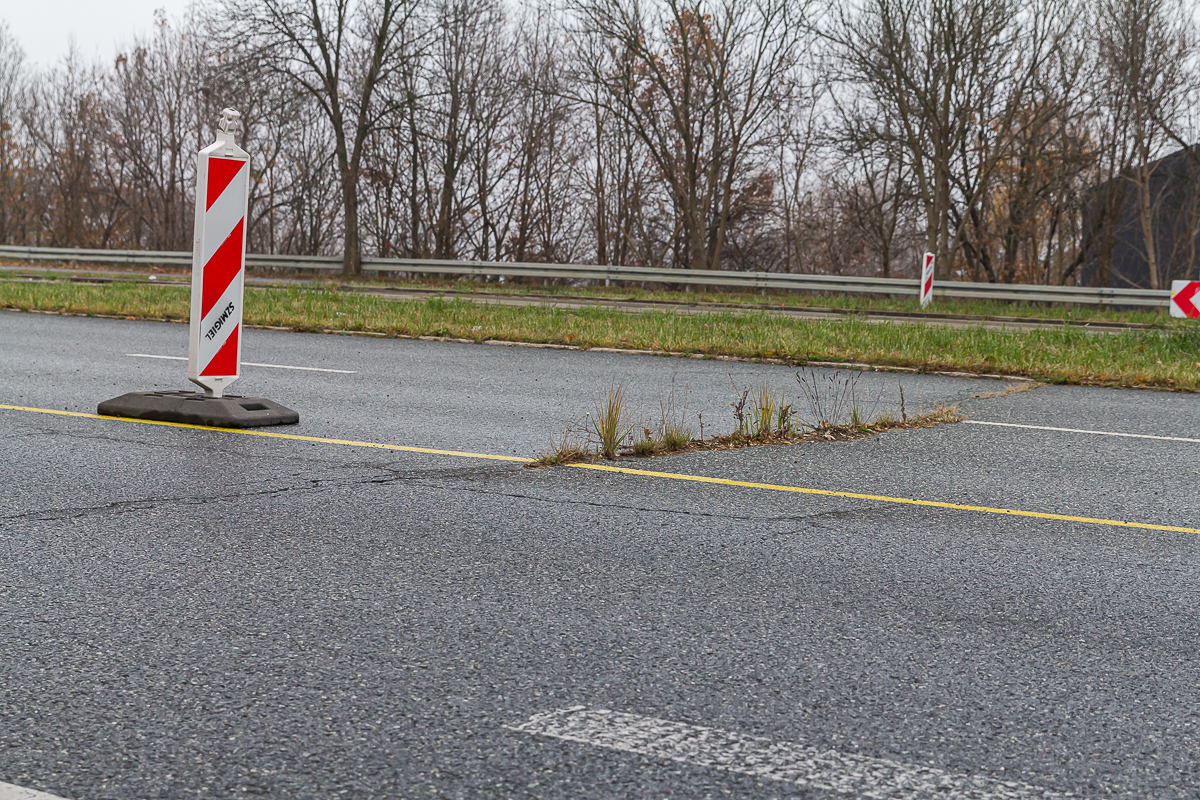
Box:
1083, 145, 1200, 289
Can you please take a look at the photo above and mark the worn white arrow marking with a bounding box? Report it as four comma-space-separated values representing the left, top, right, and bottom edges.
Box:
0, 781, 71, 800
507, 707, 1074, 800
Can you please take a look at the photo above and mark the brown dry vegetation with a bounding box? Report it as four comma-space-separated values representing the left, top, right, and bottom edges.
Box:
528, 406, 964, 468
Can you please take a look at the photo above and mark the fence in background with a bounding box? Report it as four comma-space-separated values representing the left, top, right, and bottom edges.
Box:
0, 244, 1170, 308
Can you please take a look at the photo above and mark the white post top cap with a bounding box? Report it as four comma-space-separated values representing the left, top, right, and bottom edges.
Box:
219, 108, 241, 134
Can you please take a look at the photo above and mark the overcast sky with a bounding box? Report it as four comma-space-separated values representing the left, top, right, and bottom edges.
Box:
3, 1, 186, 67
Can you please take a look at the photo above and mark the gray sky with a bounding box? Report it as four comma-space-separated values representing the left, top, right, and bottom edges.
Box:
3, 1, 186, 67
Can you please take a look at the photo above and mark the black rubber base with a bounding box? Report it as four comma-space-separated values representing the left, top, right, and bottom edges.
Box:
98, 391, 300, 429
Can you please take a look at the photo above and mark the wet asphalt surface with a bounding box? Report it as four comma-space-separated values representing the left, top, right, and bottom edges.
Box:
2, 310, 1200, 800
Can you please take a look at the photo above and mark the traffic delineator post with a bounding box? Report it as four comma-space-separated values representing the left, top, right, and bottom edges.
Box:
1170, 280, 1200, 318
97, 109, 299, 429
189, 112, 250, 397
919, 252, 935, 308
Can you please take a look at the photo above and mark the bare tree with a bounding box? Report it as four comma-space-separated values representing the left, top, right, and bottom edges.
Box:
0, 23, 29, 245
1094, 0, 1199, 288
104, 12, 214, 251
827, 101, 914, 278
494, 9, 589, 265
947, 3, 1092, 284
830, 0, 1061, 281
228, 0, 420, 274
424, 0, 511, 260
570, 0, 806, 272
22, 48, 114, 247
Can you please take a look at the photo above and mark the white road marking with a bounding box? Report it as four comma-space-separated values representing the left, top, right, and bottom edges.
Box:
0, 781, 70, 800
125, 353, 356, 374
965, 419, 1200, 444
507, 707, 1073, 800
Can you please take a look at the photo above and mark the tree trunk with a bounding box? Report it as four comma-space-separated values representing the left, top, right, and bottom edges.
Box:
342, 169, 362, 276
1136, 168, 1159, 289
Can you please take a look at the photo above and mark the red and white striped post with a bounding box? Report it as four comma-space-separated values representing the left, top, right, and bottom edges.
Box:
188, 108, 250, 398
919, 252, 935, 308
98, 108, 298, 427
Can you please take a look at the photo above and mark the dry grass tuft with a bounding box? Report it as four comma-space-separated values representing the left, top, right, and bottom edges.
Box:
690, 404, 964, 452
590, 380, 635, 459
529, 431, 591, 468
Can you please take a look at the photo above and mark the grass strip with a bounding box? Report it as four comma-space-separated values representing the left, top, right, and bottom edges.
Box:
0, 264, 1181, 325
328, 277, 1178, 325
3, 279, 1199, 390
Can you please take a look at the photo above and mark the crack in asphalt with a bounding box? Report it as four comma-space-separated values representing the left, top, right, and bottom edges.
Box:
7, 418, 898, 526
6, 462, 870, 526
2, 464, 507, 522
3, 483, 311, 522
396, 476, 883, 525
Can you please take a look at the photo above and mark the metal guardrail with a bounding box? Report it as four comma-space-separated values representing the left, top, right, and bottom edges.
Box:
0, 244, 1171, 308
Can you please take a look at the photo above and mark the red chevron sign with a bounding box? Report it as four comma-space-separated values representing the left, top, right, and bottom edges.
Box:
188, 113, 250, 398
1171, 281, 1200, 319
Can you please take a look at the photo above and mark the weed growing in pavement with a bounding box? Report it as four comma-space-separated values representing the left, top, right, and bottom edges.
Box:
694, 400, 961, 451
531, 429, 590, 467
749, 384, 777, 438
633, 428, 658, 456
777, 397, 798, 436
796, 368, 860, 429
530, 373, 964, 466
661, 420, 692, 450
590, 380, 635, 459
850, 403, 866, 429
736, 383, 796, 439
730, 386, 749, 433
657, 379, 693, 451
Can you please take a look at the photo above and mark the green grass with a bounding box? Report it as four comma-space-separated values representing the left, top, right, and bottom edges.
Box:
0, 263, 1180, 325
3, 276, 1199, 390
336, 276, 1175, 325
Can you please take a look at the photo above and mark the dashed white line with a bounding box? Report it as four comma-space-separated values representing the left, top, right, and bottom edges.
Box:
0, 781, 70, 800
507, 706, 1073, 800
125, 353, 356, 374
964, 419, 1199, 444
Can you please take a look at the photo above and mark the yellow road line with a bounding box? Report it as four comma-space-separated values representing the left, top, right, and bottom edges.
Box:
0, 403, 532, 463
570, 462, 1200, 534
4, 402, 1197, 534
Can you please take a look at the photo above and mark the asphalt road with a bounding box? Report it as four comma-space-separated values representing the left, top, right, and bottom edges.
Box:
3, 309, 1200, 800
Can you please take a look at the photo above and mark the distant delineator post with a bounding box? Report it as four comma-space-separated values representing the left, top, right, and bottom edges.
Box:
919, 252, 935, 308
97, 109, 299, 429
